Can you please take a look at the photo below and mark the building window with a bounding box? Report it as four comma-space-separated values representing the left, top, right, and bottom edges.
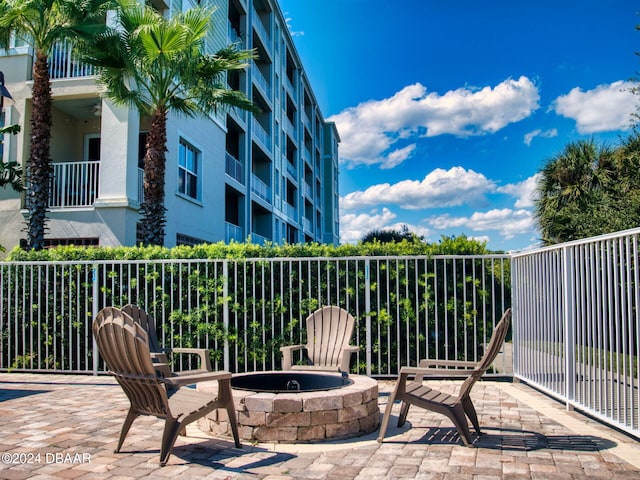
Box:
178, 138, 200, 200
176, 233, 206, 246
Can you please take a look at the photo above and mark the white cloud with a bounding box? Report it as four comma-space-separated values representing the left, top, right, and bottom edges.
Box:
284, 14, 304, 37
524, 128, 558, 146
329, 76, 540, 168
553, 81, 635, 133
497, 174, 540, 208
429, 209, 535, 240
339, 208, 431, 244
339, 208, 397, 243
340, 167, 496, 211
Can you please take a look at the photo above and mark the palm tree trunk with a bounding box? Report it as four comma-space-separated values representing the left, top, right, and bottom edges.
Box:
140, 107, 168, 246
26, 51, 53, 251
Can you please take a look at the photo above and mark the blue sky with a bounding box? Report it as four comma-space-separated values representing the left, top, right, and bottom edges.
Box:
278, 0, 638, 251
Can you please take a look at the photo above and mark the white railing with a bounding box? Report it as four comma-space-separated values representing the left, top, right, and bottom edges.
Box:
49, 161, 100, 208
252, 63, 270, 95
286, 159, 297, 178
137, 168, 144, 203
49, 40, 95, 79
225, 152, 244, 184
225, 222, 243, 243
302, 182, 313, 199
250, 173, 271, 203
252, 117, 271, 151
253, 12, 270, 43
228, 22, 243, 46
512, 227, 640, 439
0, 255, 511, 376
250, 232, 269, 245
284, 202, 297, 220
284, 116, 296, 137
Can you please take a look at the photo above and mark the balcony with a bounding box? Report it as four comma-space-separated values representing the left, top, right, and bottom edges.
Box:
252, 63, 270, 95
285, 160, 297, 178
137, 168, 144, 203
228, 22, 243, 46
49, 40, 95, 80
252, 12, 270, 44
250, 231, 269, 245
225, 152, 244, 185
225, 222, 243, 243
302, 182, 313, 199
283, 202, 296, 220
49, 161, 99, 208
251, 174, 271, 203
252, 118, 271, 152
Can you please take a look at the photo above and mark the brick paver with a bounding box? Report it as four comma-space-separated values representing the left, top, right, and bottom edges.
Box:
0, 373, 639, 479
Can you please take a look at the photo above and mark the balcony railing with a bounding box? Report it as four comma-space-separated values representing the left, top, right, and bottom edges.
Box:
252, 118, 271, 151
250, 232, 269, 245
228, 22, 243, 46
137, 168, 144, 203
251, 173, 271, 203
49, 40, 95, 80
253, 12, 270, 43
302, 182, 313, 199
252, 63, 270, 95
49, 161, 99, 208
284, 202, 297, 220
225, 152, 244, 184
225, 222, 243, 243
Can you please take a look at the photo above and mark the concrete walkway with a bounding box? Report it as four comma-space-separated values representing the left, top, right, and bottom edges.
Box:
0, 373, 639, 479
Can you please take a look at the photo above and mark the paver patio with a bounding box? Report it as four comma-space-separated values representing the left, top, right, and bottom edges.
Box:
0, 373, 639, 479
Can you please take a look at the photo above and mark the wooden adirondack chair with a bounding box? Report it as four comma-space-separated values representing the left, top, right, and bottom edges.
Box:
93, 307, 240, 466
280, 306, 359, 372
377, 308, 512, 446
122, 304, 212, 376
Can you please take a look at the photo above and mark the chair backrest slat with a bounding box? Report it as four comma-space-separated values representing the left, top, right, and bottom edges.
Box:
457, 308, 511, 401
306, 306, 355, 368
122, 304, 162, 353
93, 307, 170, 417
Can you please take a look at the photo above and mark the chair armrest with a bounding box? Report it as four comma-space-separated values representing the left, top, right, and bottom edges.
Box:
399, 365, 480, 384
150, 352, 168, 363
172, 347, 212, 372
339, 346, 360, 372
280, 344, 305, 370
418, 359, 477, 369
162, 370, 232, 388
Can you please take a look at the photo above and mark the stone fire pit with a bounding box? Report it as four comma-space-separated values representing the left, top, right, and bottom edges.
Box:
197, 371, 379, 443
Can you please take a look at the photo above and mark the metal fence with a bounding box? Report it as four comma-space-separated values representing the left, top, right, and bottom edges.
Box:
0, 255, 511, 377
512, 227, 640, 439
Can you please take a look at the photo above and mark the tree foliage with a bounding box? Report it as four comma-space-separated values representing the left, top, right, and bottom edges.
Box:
534, 134, 640, 245
361, 224, 423, 244
3, 237, 509, 374
81, 0, 257, 246
0, 0, 114, 251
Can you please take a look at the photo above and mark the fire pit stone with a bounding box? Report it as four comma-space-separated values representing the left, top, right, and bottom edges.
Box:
197, 371, 379, 443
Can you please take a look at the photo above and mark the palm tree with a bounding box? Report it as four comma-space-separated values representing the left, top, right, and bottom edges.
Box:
0, 0, 114, 250
82, 1, 257, 246
535, 139, 613, 244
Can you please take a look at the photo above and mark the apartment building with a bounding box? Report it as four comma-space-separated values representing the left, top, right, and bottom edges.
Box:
0, 0, 340, 251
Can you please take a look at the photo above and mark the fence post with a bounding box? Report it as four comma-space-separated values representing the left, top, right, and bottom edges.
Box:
365, 259, 371, 377
92, 264, 99, 375
223, 260, 230, 372
562, 246, 576, 410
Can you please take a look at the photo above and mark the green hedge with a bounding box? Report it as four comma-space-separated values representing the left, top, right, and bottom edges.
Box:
1, 235, 511, 374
